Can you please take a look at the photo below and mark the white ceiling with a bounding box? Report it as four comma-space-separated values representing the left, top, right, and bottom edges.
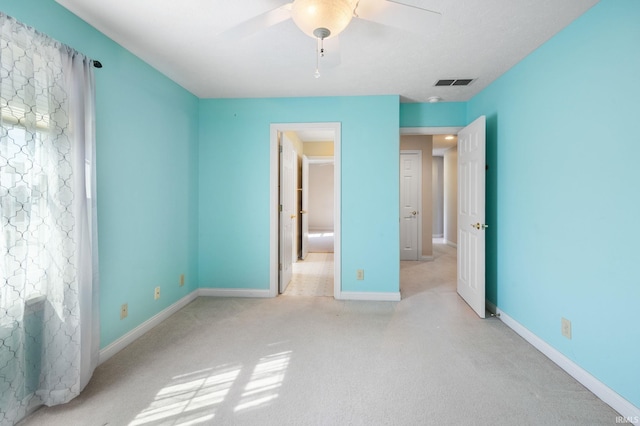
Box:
296, 129, 336, 142
432, 134, 457, 156
55, 0, 598, 103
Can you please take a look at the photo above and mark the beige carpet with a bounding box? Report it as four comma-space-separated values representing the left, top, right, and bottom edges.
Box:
18, 244, 620, 425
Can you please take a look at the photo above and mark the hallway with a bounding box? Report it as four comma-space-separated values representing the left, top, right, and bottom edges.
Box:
282, 253, 334, 297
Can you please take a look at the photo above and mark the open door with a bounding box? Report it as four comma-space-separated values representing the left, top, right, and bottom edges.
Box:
457, 116, 487, 318
279, 133, 296, 293
301, 155, 309, 260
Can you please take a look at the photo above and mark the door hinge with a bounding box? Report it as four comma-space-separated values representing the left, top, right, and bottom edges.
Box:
279, 145, 283, 153
279, 263, 282, 271
279, 204, 283, 212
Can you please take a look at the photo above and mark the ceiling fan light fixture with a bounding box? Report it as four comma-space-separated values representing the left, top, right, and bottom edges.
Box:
291, 0, 355, 39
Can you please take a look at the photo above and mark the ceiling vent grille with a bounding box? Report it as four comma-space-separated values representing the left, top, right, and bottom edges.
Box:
435, 79, 475, 87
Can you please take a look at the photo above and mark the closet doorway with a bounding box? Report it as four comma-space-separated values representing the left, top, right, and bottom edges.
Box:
270, 123, 342, 299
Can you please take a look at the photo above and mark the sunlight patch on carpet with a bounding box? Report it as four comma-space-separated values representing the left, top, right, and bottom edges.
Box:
234, 351, 291, 413
129, 365, 240, 425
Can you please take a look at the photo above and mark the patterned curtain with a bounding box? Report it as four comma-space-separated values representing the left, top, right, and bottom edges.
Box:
0, 13, 99, 425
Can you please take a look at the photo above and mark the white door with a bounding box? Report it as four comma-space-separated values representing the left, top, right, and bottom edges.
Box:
457, 116, 487, 318
301, 155, 309, 260
400, 151, 421, 261
279, 134, 296, 293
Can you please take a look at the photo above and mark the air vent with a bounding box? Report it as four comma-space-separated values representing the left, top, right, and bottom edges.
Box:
435, 79, 475, 87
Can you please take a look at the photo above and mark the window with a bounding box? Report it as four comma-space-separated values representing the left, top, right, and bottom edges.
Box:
1, 46, 58, 319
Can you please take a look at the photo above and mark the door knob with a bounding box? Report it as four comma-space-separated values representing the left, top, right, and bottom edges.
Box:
471, 222, 488, 230
290, 214, 296, 219
411, 211, 418, 216
300, 210, 307, 214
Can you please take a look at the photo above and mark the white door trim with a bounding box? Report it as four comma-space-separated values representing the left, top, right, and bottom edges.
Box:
401, 127, 463, 136
270, 122, 342, 299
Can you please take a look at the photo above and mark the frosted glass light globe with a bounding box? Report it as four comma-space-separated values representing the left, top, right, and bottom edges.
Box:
291, 0, 355, 39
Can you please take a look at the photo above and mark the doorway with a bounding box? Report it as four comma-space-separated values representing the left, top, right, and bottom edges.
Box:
399, 128, 462, 251
270, 123, 342, 299
399, 127, 461, 295
399, 122, 487, 319
305, 157, 335, 255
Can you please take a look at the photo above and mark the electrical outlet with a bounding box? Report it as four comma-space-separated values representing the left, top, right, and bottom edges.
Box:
356, 269, 364, 280
180, 274, 185, 287
561, 317, 572, 339
154, 286, 160, 300
120, 303, 128, 320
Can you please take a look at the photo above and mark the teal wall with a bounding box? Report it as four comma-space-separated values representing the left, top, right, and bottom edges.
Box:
400, 102, 467, 127
467, 0, 640, 408
199, 97, 400, 294
0, 0, 200, 348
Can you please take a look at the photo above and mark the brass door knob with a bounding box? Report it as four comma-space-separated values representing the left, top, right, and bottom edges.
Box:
471, 222, 489, 230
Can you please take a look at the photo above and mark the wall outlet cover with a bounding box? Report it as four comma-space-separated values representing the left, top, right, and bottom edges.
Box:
561, 317, 572, 339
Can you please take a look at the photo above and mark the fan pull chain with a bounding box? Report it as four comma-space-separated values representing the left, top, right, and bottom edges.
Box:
312, 27, 330, 79
314, 36, 325, 79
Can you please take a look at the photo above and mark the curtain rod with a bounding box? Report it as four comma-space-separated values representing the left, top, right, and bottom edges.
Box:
1, 12, 104, 69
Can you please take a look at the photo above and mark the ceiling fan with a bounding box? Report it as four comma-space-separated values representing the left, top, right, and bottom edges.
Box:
219, 0, 442, 77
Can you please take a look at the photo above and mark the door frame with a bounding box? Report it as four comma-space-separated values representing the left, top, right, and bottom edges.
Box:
400, 127, 463, 137
270, 122, 342, 298
400, 127, 463, 253
399, 128, 462, 261
401, 125, 490, 317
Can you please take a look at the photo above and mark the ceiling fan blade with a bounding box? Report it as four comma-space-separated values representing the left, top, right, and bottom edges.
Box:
218, 3, 293, 41
355, 0, 442, 37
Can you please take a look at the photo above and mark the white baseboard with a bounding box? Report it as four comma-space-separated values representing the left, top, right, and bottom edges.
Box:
421, 255, 434, 261
338, 291, 401, 302
98, 291, 198, 365
496, 308, 640, 421
446, 240, 457, 248
198, 288, 271, 298
98, 288, 273, 365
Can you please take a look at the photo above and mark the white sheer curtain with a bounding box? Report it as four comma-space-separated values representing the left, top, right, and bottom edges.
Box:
0, 13, 99, 425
